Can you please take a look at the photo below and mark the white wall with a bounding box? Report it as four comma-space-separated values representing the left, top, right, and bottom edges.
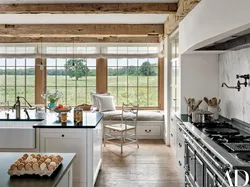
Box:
219, 48, 250, 123
179, 0, 250, 54
180, 54, 219, 113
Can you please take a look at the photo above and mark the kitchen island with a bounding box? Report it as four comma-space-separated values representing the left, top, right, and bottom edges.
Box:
0, 111, 104, 187
0, 152, 75, 187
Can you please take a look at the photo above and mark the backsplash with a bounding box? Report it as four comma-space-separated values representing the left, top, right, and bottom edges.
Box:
219, 48, 250, 123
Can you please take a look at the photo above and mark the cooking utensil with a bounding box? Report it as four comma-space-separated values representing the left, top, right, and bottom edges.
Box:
204, 97, 209, 105
193, 100, 202, 111
211, 97, 217, 106
218, 99, 221, 105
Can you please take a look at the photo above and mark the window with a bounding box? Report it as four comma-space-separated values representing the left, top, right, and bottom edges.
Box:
107, 58, 158, 107
170, 35, 180, 112
0, 58, 35, 106
46, 58, 96, 106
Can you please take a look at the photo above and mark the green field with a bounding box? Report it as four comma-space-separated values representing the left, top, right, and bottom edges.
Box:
0, 75, 158, 107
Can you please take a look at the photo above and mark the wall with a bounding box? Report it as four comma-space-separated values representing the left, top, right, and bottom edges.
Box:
180, 54, 219, 113
179, 0, 250, 54
219, 48, 250, 123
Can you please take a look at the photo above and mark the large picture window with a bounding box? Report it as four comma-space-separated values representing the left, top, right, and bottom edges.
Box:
107, 58, 158, 107
0, 58, 35, 106
46, 58, 96, 106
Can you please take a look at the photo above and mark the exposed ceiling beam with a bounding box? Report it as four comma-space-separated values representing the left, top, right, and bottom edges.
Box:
164, 0, 200, 35
0, 36, 160, 43
0, 24, 164, 37
0, 3, 177, 14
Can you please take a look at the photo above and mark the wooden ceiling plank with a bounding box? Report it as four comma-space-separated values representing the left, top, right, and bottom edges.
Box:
0, 24, 164, 37
164, 0, 200, 35
0, 36, 160, 43
0, 3, 177, 14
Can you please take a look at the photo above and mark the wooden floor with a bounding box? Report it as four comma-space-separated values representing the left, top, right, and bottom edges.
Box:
95, 140, 185, 187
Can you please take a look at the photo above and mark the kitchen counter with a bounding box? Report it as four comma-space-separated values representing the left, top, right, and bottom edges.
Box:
0, 152, 75, 187
0, 110, 104, 128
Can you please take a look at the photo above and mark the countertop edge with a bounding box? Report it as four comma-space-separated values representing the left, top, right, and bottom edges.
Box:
52, 153, 76, 187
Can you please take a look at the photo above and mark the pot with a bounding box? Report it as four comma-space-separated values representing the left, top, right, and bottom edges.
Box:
192, 110, 213, 123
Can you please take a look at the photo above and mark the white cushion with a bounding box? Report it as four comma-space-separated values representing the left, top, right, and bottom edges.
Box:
91, 93, 110, 109
96, 95, 116, 112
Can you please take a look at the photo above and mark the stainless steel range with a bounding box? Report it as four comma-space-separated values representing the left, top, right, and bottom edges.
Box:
180, 119, 250, 187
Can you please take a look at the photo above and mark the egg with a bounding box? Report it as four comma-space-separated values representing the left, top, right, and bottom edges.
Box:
17, 163, 24, 170
45, 158, 51, 164
25, 163, 32, 171
10, 164, 17, 170
14, 161, 20, 165
47, 164, 54, 171
23, 153, 29, 158
31, 158, 37, 163
30, 154, 36, 158
52, 157, 59, 164
40, 163, 46, 171
32, 162, 39, 171
18, 158, 23, 162
50, 161, 57, 167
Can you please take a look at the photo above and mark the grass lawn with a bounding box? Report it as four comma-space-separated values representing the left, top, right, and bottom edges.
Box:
0, 75, 158, 107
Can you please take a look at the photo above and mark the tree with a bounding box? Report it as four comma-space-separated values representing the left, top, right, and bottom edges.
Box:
65, 59, 89, 81
139, 61, 156, 76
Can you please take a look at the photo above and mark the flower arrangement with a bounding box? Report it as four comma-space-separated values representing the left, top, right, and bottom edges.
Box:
41, 90, 63, 103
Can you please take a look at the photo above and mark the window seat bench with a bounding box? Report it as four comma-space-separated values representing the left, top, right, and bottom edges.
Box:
101, 110, 164, 139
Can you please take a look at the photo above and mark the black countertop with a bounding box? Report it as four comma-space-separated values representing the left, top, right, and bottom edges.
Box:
0, 110, 104, 128
0, 152, 76, 187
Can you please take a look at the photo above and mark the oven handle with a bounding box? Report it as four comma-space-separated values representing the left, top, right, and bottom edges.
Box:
184, 133, 231, 186
183, 131, 230, 173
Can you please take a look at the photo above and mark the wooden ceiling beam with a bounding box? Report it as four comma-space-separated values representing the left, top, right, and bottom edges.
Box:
0, 24, 163, 37
0, 36, 160, 43
0, 3, 177, 14
164, 0, 200, 35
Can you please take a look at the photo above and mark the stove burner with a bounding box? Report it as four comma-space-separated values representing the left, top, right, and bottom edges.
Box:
224, 143, 250, 152
237, 153, 250, 162
205, 127, 240, 135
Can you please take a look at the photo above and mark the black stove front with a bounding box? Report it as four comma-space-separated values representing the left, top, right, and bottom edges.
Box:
194, 121, 250, 155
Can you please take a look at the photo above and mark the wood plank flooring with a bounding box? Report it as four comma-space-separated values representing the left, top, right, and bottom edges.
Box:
95, 140, 185, 187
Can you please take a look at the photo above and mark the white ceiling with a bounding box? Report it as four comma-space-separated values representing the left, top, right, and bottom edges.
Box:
0, 0, 178, 4
0, 14, 168, 24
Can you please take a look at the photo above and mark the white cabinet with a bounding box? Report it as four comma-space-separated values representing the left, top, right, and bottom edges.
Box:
40, 130, 86, 186
39, 120, 103, 187
170, 116, 177, 156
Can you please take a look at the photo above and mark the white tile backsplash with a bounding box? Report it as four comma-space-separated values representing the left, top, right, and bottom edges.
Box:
219, 48, 250, 123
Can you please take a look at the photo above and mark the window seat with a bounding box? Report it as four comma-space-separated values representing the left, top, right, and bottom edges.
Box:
102, 110, 164, 121
101, 110, 164, 139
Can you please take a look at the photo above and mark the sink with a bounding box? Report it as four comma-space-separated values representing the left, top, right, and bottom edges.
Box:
0, 121, 38, 149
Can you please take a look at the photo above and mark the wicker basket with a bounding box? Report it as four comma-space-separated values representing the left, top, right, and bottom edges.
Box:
76, 104, 91, 111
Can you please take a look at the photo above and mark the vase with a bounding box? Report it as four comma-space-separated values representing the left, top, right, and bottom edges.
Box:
48, 102, 56, 109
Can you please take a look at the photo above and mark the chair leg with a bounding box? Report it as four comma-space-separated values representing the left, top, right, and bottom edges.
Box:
121, 131, 123, 153
135, 128, 139, 148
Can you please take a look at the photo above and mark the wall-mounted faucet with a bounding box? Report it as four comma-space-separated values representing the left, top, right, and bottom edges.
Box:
221, 74, 250, 92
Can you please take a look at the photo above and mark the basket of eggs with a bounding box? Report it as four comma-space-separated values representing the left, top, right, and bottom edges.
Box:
8, 154, 63, 177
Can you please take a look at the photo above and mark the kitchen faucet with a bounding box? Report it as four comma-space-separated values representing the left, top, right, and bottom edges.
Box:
13, 96, 33, 120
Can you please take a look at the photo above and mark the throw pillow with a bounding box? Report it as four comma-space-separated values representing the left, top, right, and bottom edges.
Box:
96, 95, 116, 112
91, 93, 110, 109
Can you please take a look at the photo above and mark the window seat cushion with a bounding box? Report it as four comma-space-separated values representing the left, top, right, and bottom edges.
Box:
102, 110, 164, 121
